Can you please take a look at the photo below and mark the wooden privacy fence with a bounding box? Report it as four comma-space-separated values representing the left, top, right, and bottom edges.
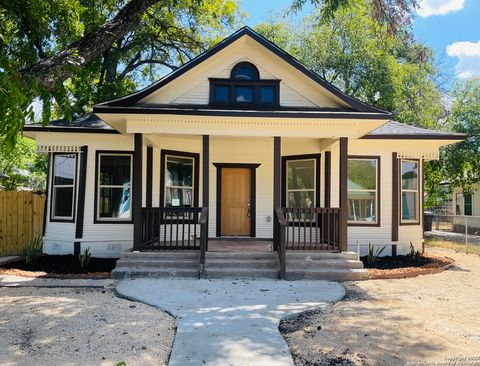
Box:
0, 191, 45, 256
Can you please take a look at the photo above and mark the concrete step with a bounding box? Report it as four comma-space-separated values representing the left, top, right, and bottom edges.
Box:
115, 259, 199, 269
122, 251, 199, 260
205, 267, 279, 279
286, 251, 358, 260
205, 252, 277, 260
286, 259, 364, 269
206, 258, 279, 269
285, 268, 368, 281
112, 267, 199, 280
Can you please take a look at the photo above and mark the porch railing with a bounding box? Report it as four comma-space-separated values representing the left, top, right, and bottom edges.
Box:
141, 207, 208, 252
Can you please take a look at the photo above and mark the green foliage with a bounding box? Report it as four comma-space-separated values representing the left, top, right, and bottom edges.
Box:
0, 0, 242, 147
256, 0, 444, 130
78, 247, 92, 270
442, 78, 480, 191
25, 236, 43, 266
0, 136, 47, 190
409, 242, 420, 262
367, 242, 385, 265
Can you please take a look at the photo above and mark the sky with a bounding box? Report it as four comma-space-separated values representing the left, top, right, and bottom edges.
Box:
239, 0, 480, 86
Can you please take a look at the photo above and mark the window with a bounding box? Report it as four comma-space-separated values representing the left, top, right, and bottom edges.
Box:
213, 85, 230, 104
165, 155, 194, 207
160, 150, 199, 208
286, 159, 316, 209
96, 153, 132, 222
464, 193, 472, 216
401, 159, 419, 222
348, 157, 379, 225
51, 153, 77, 221
209, 62, 279, 107
231, 63, 258, 80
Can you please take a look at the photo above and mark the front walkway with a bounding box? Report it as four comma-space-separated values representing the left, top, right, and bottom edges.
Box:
117, 278, 345, 366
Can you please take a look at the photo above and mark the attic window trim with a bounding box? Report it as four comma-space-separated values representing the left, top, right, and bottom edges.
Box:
209, 78, 280, 108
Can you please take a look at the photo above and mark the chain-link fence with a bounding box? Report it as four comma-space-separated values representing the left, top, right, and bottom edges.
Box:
425, 213, 480, 248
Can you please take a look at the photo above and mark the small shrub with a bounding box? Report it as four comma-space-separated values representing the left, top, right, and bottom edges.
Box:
79, 247, 91, 271
367, 243, 386, 265
25, 236, 43, 266
409, 242, 420, 262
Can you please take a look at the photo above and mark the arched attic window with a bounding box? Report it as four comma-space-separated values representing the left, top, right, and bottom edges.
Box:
209, 62, 279, 107
231, 62, 259, 80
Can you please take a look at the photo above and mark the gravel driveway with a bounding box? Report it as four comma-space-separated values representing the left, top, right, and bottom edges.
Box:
0, 287, 175, 366
282, 246, 480, 366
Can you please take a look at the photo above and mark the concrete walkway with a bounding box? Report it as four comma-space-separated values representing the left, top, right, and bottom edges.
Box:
117, 278, 345, 366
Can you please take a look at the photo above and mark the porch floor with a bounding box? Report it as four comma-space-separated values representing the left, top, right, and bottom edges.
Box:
208, 240, 273, 252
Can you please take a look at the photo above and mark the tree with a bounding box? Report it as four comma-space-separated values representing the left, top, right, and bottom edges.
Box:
0, 0, 241, 148
256, 0, 444, 129
442, 78, 480, 192
290, 0, 418, 36
0, 136, 47, 190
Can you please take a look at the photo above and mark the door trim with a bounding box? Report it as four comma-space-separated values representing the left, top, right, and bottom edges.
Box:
214, 163, 260, 237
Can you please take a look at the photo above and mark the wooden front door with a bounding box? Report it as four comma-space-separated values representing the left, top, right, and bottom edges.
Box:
221, 168, 251, 236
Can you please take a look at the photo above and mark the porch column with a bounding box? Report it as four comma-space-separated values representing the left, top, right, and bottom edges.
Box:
339, 137, 348, 252
202, 135, 209, 250
273, 136, 281, 248
133, 133, 143, 251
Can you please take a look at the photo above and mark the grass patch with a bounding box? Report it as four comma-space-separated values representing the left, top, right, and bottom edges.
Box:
426, 238, 480, 256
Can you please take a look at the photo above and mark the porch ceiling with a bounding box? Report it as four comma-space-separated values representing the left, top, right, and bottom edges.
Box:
96, 113, 387, 139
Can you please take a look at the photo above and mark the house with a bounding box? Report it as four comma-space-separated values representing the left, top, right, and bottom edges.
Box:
24, 27, 465, 278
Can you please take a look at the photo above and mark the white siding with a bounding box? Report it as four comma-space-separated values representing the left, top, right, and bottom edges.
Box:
171, 58, 318, 108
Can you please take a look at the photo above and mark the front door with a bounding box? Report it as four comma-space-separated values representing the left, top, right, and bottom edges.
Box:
221, 168, 251, 235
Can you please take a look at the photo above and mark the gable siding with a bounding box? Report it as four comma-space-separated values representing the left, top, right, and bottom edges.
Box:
171, 58, 318, 107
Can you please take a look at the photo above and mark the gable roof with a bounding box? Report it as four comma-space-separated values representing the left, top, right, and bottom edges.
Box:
23, 113, 118, 134
93, 26, 390, 117
362, 120, 466, 140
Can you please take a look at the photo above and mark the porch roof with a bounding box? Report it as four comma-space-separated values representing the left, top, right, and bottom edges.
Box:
23, 114, 466, 141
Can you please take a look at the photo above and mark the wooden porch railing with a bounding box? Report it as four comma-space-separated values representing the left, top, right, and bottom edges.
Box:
275, 207, 341, 279
141, 207, 208, 252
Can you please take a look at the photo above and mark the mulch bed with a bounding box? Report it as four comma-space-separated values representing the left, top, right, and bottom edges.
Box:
0, 255, 117, 279
361, 254, 455, 280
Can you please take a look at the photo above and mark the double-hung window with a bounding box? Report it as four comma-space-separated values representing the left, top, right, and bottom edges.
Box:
96, 152, 132, 222
347, 157, 379, 224
165, 155, 194, 207
401, 159, 419, 223
51, 153, 77, 221
286, 159, 316, 209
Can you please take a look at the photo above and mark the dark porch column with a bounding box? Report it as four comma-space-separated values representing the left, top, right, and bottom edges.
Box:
133, 133, 143, 251
339, 137, 348, 252
202, 135, 209, 251
273, 136, 281, 248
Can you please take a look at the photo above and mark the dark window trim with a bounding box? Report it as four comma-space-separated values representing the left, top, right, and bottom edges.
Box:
160, 149, 200, 209
281, 154, 321, 227
213, 163, 260, 237
209, 79, 280, 108
50, 152, 78, 223
324, 151, 331, 208
230, 61, 260, 80
347, 155, 381, 227
399, 158, 421, 226
146, 146, 153, 208
94, 150, 134, 224
43, 153, 51, 234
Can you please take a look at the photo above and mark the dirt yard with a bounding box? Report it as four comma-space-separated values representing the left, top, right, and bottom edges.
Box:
282, 244, 480, 366
0, 287, 175, 366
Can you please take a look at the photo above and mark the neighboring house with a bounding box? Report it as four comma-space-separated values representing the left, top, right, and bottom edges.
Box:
23, 27, 465, 259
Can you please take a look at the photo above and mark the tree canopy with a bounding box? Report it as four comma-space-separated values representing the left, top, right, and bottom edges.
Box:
0, 0, 241, 149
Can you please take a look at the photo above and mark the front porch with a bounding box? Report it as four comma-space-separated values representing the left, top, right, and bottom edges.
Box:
128, 133, 351, 279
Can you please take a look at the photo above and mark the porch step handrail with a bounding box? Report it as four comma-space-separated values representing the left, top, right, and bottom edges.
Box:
275, 207, 287, 279
199, 207, 208, 278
